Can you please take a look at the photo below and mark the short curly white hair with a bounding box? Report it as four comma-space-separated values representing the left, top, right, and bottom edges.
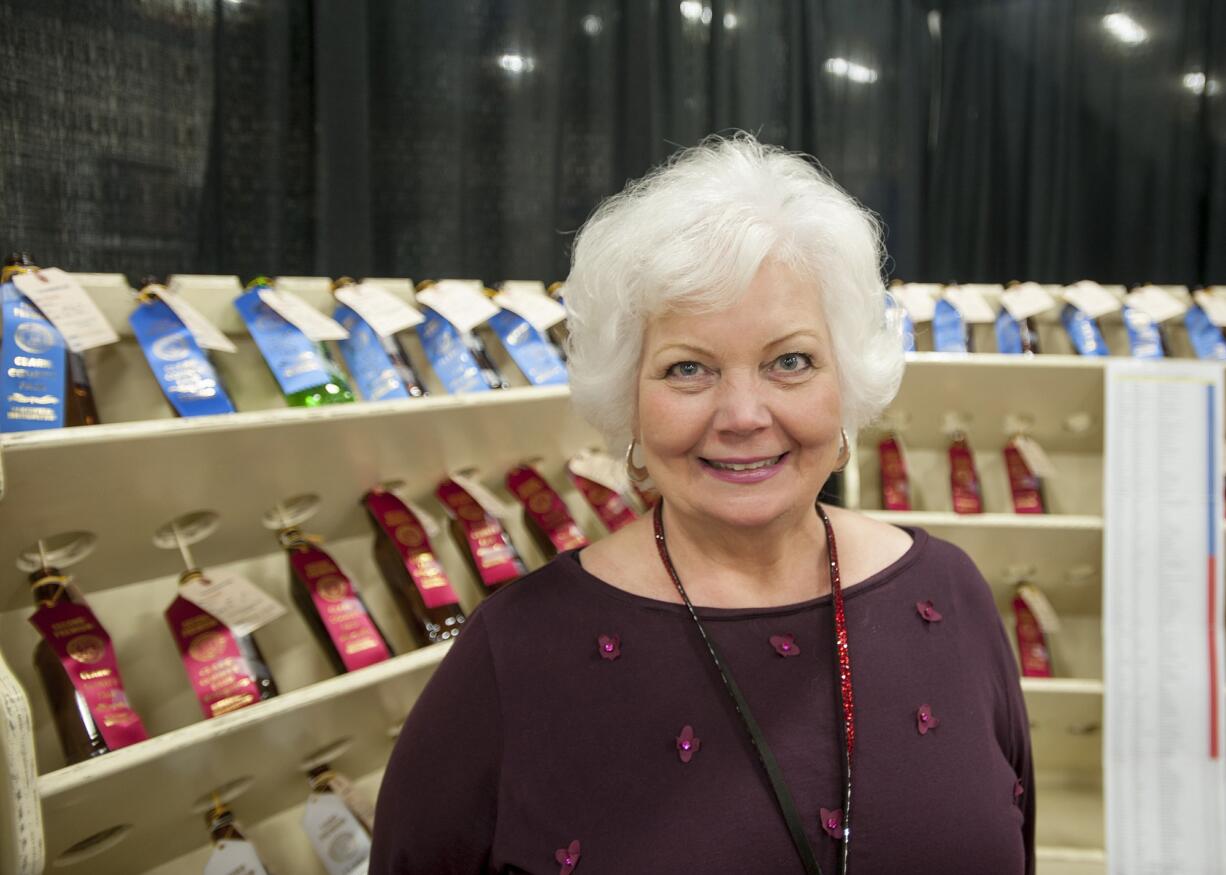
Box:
564, 133, 904, 457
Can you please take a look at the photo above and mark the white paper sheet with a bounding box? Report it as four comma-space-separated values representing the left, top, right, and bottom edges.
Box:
1104, 360, 1226, 874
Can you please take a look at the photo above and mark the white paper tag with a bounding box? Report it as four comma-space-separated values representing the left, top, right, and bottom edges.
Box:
943, 285, 998, 324
301, 792, 371, 875
12, 267, 120, 351
568, 449, 630, 493
1011, 434, 1057, 479
893, 283, 939, 323
180, 573, 288, 638
334, 283, 424, 337
1194, 289, 1226, 328
1017, 583, 1062, 633
1063, 281, 1123, 319
404, 499, 444, 540
203, 840, 272, 875
493, 283, 567, 332
329, 773, 377, 835
446, 472, 514, 519
158, 288, 238, 353
1127, 286, 1187, 324
415, 280, 499, 333
258, 288, 350, 341
1000, 282, 1056, 321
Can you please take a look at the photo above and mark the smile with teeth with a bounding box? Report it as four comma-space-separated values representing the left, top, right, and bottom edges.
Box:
703, 454, 786, 471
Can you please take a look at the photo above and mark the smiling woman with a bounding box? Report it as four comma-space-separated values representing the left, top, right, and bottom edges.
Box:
369, 135, 1035, 875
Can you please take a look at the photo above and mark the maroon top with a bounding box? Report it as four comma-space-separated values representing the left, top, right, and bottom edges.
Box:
370, 528, 1035, 874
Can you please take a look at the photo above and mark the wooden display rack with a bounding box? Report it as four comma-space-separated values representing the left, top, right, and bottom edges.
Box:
0, 277, 1120, 873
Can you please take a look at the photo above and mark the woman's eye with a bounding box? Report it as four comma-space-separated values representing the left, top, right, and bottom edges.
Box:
774, 352, 813, 373
667, 361, 706, 379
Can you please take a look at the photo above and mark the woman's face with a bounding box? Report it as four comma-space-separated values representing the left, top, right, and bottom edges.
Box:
636, 260, 844, 530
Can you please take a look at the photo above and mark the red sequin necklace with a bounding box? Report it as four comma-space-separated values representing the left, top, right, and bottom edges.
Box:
652, 499, 854, 875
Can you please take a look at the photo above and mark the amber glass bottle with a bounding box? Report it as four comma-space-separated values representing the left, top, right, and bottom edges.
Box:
30, 569, 110, 763
2, 252, 100, 427
278, 527, 394, 674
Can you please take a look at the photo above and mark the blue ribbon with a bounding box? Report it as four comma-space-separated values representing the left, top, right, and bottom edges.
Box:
1184, 305, 1226, 360
1060, 305, 1110, 356
233, 288, 336, 396
130, 298, 236, 416
932, 299, 969, 353
1, 280, 67, 431
415, 307, 494, 394
487, 310, 568, 386
333, 305, 412, 402
994, 308, 1024, 355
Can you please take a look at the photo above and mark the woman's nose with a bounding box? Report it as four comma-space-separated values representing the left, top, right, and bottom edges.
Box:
711, 374, 773, 434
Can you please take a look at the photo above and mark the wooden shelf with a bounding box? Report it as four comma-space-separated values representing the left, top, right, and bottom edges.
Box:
36, 644, 447, 874
0, 384, 600, 609
1023, 678, 1103, 775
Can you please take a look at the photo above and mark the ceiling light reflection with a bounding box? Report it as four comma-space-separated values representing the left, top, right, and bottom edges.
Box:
497, 53, 535, 74
1103, 12, 1147, 45
824, 57, 878, 84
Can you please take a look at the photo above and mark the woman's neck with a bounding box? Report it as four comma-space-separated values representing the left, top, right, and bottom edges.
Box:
654, 498, 829, 608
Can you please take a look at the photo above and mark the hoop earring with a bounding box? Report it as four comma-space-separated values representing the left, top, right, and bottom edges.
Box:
833, 428, 851, 473
625, 439, 650, 483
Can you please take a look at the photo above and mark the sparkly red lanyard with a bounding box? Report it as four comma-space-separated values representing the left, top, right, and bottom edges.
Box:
653, 499, 854, 875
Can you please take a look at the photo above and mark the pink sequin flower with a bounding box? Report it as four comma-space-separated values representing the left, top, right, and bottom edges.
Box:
555, 840, 581, 874
676, 725, 701, 763
597, 634, 620, 661
916, 704, 940, 735
819, 807, 843, 840
916, 600, 942, 623
1014, 780, 1025, 800
769, 633, 801, 657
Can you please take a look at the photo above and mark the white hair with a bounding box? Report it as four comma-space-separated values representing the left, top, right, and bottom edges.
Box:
564, 133, 904, 456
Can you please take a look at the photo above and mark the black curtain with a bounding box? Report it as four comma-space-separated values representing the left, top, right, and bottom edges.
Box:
1, 0, 1223, 287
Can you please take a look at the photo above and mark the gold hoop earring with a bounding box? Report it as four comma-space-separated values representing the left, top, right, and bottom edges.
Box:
833, 428, 851, 473
625, 439, 650, 483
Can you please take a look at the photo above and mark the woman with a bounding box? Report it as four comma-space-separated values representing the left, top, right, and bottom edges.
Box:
370, 135, 1034, 874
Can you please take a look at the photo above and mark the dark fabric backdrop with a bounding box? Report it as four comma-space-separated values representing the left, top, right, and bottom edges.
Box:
1, 0, 1223, 286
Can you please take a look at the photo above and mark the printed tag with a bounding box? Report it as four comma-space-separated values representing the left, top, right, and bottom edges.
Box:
493, 283, 567, 332
893, 283, 939, 323
487, 309, 568, 386
334, 283, 424, 337
1127, 286, 1187, 324
943, 285, 997, 324
1064, 281, 1123, 319
179, 573, 287, 638
507, 464, 590, 553
568, 449, 630, 493
1194, 289, 1226, 329
416, 280, 499, 333
165, 596, 262, 719
203, 840, 272, 875
1011, 434, 1057, 479
1061, 304, 1110, 356
1017, 582, 1062, 633
447, 472, 514, 519
157, 288, 238, 353
259, 288, 350, 341
1000, 282, 1055, 321
302, 792, 372, 875
12, 267, 119, 351
329, 773, 377, 835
